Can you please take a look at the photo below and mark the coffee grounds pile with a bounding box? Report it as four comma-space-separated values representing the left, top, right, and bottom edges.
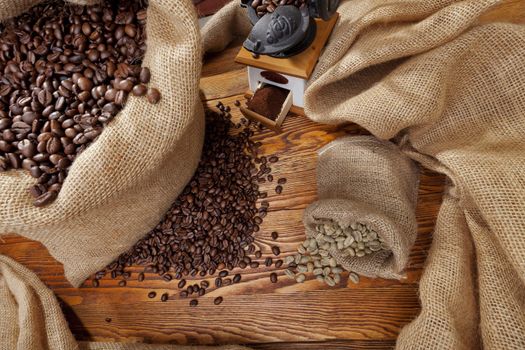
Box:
247, 85, 289, 121
0, 0, 160, 207
102, 104, 282, 282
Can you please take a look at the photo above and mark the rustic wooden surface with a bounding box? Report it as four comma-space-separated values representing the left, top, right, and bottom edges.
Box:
0, 2, 523, 349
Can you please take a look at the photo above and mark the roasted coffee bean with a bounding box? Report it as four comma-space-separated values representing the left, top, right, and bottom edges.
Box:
189, 299, 198, 307
234, 100, 240, 107
255, 251, 262, 259
148, 291, 157, 299
162, 274, 172, 282
270, 273, 278, 283
180, 291, 188, 298
198, 289, 205, 296
118, 280, 126, 287
275, 259, 284, 268
265, 257, 273, 266
219, 270, 228, 278
275, 185, 283, 194
269, 156, 279, 163
272, 246, 281, 256
33, 191, 57, 207
223, 278, 232, 286
178, 279, 187, 289
132, 84, 147, 96
214, 296, 223, 305
105, 317, 112, 323
233, 274, 242, 283
200, 280, 210, 288
161, 293, 169, 302
139, 67, 151, 84
146, 88, 161, 104
138, 273, 145, 282
271, 231, 279, 240
215, 278, 222, 288
250, 262, 259, 268
277, 178, 287, 185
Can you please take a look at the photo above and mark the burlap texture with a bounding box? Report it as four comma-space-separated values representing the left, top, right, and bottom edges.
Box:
202, 0, 525, 348
0, 255, 250, 350
303, 136, 419, 279
0, 0, 205, 288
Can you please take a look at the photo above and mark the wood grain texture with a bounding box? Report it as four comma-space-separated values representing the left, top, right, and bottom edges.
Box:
0, 2, 523, 349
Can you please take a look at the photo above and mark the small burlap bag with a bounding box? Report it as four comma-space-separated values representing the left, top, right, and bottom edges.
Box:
0, 255, 250, 350
202, 0, 525, 348
0, 0, 204, 288
303, 136, 419, 279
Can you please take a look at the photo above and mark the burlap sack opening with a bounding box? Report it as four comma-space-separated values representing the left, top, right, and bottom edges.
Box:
304, 136, 419, 279
0, 0, 205, 287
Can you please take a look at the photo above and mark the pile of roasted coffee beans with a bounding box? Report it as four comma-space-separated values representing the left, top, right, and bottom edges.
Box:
251, 0, 307, 17
0, 0, 161, 207
95, 103, 288, 306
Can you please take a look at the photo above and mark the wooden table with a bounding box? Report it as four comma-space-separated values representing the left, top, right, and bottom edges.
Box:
0, 2, 522, 349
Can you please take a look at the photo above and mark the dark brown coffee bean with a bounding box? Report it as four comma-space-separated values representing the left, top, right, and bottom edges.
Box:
178, 279, 186, 289
77, 77, 93, 91
138, 273, 145, 282
118, 280, 126, 287
255, 251, 262, 259
189, 299, 198, 307
277, 178, 287, 185
132, 84, 147, 96
275, 185, 283, 194
105, 317, 112, 323
219, 270, 228, 278
265, 257, 273, 266
215, 278, 222, 288
269, 156, 278, 163
214, 296, 223, 305
234, 100, 240, 107
250, 262, 259, 268
198, 288, 205, 296
148, 291, 157, 299
223, 278, 232, 286
272, 246, 281, 256
270, 273, 278, 283
180, 291, 188, 298
33, 191, 57, 207
139, 67, 151, 84
162, 274, 172, 282
233, 274, 241, 283
274, 259, 283, 268
271, 231, 279, 240
161, 293, 169, 302
200, 280, 209, 288
146, 88, 161, 104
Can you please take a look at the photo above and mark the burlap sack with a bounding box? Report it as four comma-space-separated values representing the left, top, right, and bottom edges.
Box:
0, 255, 250, 350
0, 0, 204, 288
303, 136, 419, 279
203, 0, 525, 348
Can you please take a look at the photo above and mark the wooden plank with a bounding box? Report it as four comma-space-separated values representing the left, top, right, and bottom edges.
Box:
235, 15, 339, 79
250, 339, 396, 349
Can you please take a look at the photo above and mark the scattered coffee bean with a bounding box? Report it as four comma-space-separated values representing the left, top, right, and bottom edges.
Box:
148, 291, 157, 299
215, 278, 223, 288
255, 251, 262, 259
214, 296, 223, 305
269, 156, 278, 163
105, 318, 112, 323
275, 185, 283, 194
118, 280, 126, 287
272, 246, 281, 256
190, 299, 198, 307
268, 272, 277, 283
138, 273, 145, 282
275, 259, 283, 268
177, 280, 187, 289
277, 178, 287, 185
271, 231, 279, 240
223, 278, 232, 286
147, 88, 161, 104
234, 100, 240, 107
180, 291, 188, 298
200, 280, 209, 288
233, 274, 242, 283
161, 293, 169, 302
265, 257, 273, 266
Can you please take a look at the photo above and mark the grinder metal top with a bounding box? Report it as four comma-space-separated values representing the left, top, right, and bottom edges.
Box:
241, 0, 339, 58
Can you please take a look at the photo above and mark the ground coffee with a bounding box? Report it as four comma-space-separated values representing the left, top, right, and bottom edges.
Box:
247, 85, 289, 121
